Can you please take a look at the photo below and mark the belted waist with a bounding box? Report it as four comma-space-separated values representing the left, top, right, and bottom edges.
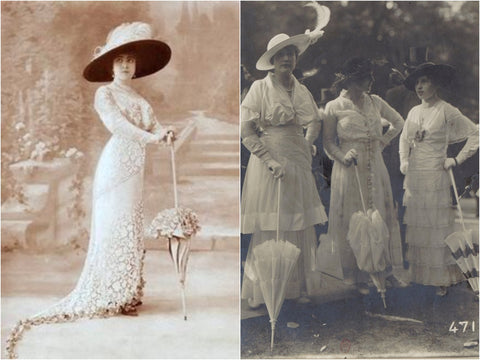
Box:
262, 124, 304, 137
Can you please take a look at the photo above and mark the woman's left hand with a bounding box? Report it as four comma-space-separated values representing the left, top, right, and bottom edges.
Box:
443, 157, 457, 170
311, 144, 317, 156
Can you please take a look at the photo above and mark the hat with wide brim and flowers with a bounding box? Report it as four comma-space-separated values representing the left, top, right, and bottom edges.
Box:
403, 62, 455, 91
256, 33, 311, 71
83, 22, 171, 82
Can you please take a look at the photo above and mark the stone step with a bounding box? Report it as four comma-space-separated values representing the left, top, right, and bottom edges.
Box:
187, 151, 239, 163
189, 140, 238, 152
179, 162, 238, 177
199, 133, 239, 141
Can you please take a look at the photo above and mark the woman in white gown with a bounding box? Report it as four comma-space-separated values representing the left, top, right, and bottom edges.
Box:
323, 57, 405, 292
5, 22, 174, 358
400, 62, 479, 296
241, 33, 327, 307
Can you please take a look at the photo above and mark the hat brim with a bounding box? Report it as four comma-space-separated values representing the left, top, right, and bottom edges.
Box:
83, 39, 171, 82
404, 63, 455, 91
256, 34, 311, 71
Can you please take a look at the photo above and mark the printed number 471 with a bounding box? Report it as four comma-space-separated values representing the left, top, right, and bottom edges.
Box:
449, 321, 475, 334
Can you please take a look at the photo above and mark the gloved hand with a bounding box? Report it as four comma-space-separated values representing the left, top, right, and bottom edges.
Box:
343, 148, 358, 167
148, 133, 163, 144
400, 162, 409, 175
443, 157, 457, 170
311, 144, 317, 156
266, 159, 285, 179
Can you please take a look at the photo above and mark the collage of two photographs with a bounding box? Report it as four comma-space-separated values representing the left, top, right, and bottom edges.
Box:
1, 1, 479, 359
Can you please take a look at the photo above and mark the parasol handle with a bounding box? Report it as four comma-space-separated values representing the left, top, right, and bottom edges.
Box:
270, 319, 276, 351
181, 285, 187, 321
170, 140, 179, 209
448, 168, 466, 232
276, 178, 282, 243
353, 159, 368, 215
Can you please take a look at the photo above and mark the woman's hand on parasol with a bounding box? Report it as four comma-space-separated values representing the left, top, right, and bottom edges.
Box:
267, 159, 285, 178
343, 148, 358, 167
148, 133, 164, 144
443, 157, 457, 170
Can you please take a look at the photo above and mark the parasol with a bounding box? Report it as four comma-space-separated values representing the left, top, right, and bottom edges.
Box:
444, 168, 479, 296
347, 160, 388, 308
252, 178, 301, 351
149, 135, 200, 320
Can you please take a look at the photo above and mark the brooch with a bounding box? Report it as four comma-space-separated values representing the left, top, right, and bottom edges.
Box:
414, 129, 426, 143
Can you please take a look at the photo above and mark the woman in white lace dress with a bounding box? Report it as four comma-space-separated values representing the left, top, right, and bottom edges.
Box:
323, 57, 405, 293
400, 62, 479, 296
5, 22, 174, 358
241, 33, 327, 308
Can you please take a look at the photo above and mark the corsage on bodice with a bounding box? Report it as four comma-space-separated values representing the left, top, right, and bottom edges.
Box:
107, 83, 156, 132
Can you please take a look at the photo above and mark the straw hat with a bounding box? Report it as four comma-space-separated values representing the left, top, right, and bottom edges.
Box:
403, 62, 455, 91
83, 22, 171, 82
256, 33, 311, 71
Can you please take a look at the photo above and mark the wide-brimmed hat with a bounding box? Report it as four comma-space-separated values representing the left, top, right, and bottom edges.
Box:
403, 62, 455, 91
256, 33, 311, 71
83, 22, 171, 82
333, 57, 373, 90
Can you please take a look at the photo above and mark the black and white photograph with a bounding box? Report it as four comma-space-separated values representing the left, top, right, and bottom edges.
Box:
240, 1, 479, 358
1, 1, 239, 358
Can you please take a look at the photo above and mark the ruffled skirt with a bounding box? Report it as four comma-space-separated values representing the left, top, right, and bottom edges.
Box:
403, 169, 464, 286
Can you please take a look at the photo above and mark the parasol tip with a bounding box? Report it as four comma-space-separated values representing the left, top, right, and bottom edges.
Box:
381, 293, 387, 309
184, 315, 187, 321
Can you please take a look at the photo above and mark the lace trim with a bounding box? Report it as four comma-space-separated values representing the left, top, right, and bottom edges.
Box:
5, 202, 146, 359
94, 136, 145, 198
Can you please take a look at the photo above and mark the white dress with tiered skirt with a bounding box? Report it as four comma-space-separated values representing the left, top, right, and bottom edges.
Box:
400, 100, 478, 286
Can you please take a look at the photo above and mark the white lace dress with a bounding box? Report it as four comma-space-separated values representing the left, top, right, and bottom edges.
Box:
400, 100, 479, 286
5, 82, 167, 358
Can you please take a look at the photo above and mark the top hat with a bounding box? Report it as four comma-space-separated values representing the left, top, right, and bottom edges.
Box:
83, 22, 171, 82
403, 62, 455, 91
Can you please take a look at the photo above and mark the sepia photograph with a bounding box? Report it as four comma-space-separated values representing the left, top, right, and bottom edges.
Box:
240, 1, 479, 358
1, 1, 239, 358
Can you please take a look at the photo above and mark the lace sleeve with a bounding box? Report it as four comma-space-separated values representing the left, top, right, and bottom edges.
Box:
147, 105, 168, 140
94, 86, 156, 145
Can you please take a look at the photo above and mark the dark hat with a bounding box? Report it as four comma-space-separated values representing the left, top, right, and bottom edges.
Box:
403, 62, 455, 91
404, 47, 429, 69
333, 57, 373, 89
83, 22, 171, 82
